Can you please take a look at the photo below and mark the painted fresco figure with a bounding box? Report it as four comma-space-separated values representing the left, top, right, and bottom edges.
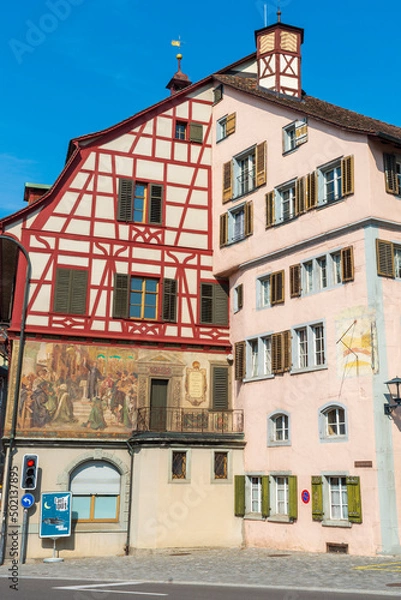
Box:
85, 359, 104, 401
31, 381, 51, 427
82, 396, 107, 430
53, 383, 77, 423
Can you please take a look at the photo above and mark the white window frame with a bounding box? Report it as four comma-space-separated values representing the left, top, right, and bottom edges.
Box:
233, 147, 256, 198
217, 115, 228, 141
283, 123, 297, 153
228, 204, 246, 243
257, 275, 271, 309
268, 412, 290, 447
233, 285, 242, 312
272, 475, 289, 516
247, 475, 262, 514
301, 250, 347, 295
245, 335, 273, 380
319, 403, 348, 443
328, 476, 348, 521
318, 159, 342, 205
293, 321, 326, 372
276, 181, 296, 224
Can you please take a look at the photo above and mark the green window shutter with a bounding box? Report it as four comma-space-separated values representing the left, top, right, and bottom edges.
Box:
223, 161, 233, 203
213, 281, 229, 325
376, 239, 395, 278
234, 475, 246, 517
149, 184, 163, 224
306, 172, 317, 209
220, 213, 228, 247
288, 475, 298, 520
244, 201, 253, 237
117, 178, 134, 221
261, 476, 270, 518
290, 264, 301, 297
54, 268, 72, 313
311, 476, 324, 521
189, 122, 203, 143
265, 191, 275, 228
69, 270, 88, 315
347, 476, 362, 523
113, 273, 129, 318
234, 341, 245, 380
256, 141, 267, 187
341, 155, 354, 197
162, 278, 177, 322
341, 246, 354, 282
384, 153, 399, 194
226, 113, 236, 136
212, 365, 229, 410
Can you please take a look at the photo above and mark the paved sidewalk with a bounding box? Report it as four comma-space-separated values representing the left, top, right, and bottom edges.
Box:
2, 548, 401, 596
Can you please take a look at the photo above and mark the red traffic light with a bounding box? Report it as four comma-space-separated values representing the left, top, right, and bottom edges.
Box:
20, 454, 39, 490
26, 459, 36, 467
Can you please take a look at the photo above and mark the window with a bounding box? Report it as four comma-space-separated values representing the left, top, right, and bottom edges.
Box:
117, 179, 163, 224
233, 284, 243, 312
277, 181, 297, 223
175, 121, 187, 140
270, 475, 298, 520
113, 275, 177, 321
217, 113, 236, 141
213, 85, 223, 104
376, 239, 401, 278
317, 156, 354, 205
222, 142, 266, 202
53, 268, 88, 315
282, 119, 308, 153
311, 475, 362, 524
244, 335, 273, 379
319, 404, 347, 442
70, 461, 120, 522
172, 451, 187, 480
234, 474, 297, 520
200, 281, 229, 325
268, 412, 290, 446
220, 201, 253, 246
211, 365, 229, 410
175, 121, 204, 143
236, 331, 289, 380
257, 271, 285, 308
290, 247, 354, 297
383, 153, 401, 195
249, 476, 262, 513
214, 451, 228, 480
248, 339, 259, 378
293, 322, 326, 371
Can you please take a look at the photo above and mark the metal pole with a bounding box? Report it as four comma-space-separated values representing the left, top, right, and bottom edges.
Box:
20, 508, 28, 564
0, 235, 31, 565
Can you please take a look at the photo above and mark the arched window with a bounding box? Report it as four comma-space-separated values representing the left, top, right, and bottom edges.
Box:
70, 460, 121, 522
319, 404, 347, 442
268, 412, 290, 446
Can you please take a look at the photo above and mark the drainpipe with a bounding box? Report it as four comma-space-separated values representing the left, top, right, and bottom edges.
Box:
124, 439, 135, 556
0, 235, 31, 565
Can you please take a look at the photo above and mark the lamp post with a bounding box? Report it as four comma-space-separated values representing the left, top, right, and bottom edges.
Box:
384, 376, 401, 416
0, 234, 31, 565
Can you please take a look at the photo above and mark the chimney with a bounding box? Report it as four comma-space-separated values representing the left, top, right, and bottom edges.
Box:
255, 19, 304, 98
24, 182, 51, 205
166, 53, 192, 96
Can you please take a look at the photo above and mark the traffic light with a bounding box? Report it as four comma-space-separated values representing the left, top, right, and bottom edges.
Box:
20, 454, 39, 490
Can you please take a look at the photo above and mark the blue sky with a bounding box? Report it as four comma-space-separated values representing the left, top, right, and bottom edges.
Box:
1, 0, 401, 218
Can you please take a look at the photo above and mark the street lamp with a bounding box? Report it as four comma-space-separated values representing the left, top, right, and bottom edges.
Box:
384, 376, 401, 416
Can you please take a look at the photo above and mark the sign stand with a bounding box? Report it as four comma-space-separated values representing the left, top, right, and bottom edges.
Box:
43, 538, 63, 563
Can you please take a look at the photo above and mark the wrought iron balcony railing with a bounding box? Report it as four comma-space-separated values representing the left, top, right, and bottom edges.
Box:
134, 407, 244, 434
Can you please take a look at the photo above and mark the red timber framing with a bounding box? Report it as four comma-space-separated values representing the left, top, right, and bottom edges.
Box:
2, 84, 230, 350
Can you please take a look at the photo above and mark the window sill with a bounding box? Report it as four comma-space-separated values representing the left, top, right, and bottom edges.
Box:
319, 435, 348, 444
267, 440, 291, 447
322, 519, 352, 528
243, 374, 274, 383
267, 515, 294, 523
244, 513, 265, 521
291, 365, 328, 375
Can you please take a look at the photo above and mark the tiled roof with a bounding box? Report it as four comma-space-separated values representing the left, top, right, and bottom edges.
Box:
214, 74, 401, 142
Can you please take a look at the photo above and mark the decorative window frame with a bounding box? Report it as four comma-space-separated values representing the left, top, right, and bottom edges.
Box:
268, 411, 291, 447
319, 402, 348, 443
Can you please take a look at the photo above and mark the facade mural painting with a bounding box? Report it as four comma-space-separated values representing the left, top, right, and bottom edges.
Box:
185, 361, 207, 406
336, 309, 379, 376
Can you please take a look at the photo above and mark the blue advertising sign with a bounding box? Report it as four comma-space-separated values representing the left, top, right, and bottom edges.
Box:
40, 492, 72, 538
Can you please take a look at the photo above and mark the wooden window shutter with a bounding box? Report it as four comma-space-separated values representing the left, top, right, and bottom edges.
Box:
189, 123, 203, 143
265, 191, 275, 228
234, 475, 246, 517
244, 201, 253, 237
117, 178, 134, 221
311, 476, 324, 521
212, 366, 229, 410
162, 278, 177, 322
306, 172, 317, 210
149, 184, 163, 224
222, 161, 233, 203
282, 330, 291, 372
288, 475, 298, 520
214, 281, 229, 325
113, 273, 129, 318
69, 270, 88, 315
341, 155, 354, 197
346, 476, 362, 523
213, 85, 223, 104
271, 270, 284, 305
261, 476, 270, 519
376, 239, 395, 278
54, 268, 72, 313
226, 113, 236, 136
290, 264, 301, 297
383, 153, 399, 194
295, 119, 308, 146
271, 333, 284, 374
220, 213, 228, 247
256, 141, 267, 187
237, 284, 244, 309
200, 283, 213, 324
295, 177, 306, 215
341, 246, 354, 282
234, 341, 246, 380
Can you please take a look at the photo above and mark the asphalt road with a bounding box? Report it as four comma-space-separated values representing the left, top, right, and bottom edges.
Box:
0, 578, 400, 600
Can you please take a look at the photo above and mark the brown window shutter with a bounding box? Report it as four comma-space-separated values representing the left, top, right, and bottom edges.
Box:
223, 161, 233, 203
341, 155, 354, 197
376, 239, 395, 278
213, 85, 223, 104
271, 333, 283, 374
306, 172, 317, 210
162, 278, 177, 322
226, 113, 236, 136
219, 213, 228, 247
265, 191, 275, 228
383, 153, 399, 194
271, 270, 284, 305
149, 184, 163, 224
295, 120, 308, 146
189, 122, 203, 143
290, 264, 301, 297
113, 273, 129, 318
117, 178, 134, 221
295, 177, 306, 215
234, 341, 246, 380
245, 201, 253, 237
282, 330, 291, 372
237, 284, 244, 309
256, 141, 267, 187
341, 246, 354, 282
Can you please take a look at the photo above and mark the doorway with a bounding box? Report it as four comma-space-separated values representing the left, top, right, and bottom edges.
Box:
150, 379, 169, 431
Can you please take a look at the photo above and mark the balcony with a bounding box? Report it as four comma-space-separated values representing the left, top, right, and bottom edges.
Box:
134, 407, 244, 434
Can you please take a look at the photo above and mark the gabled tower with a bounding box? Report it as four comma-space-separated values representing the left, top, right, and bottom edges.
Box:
255, 13, 304, 98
